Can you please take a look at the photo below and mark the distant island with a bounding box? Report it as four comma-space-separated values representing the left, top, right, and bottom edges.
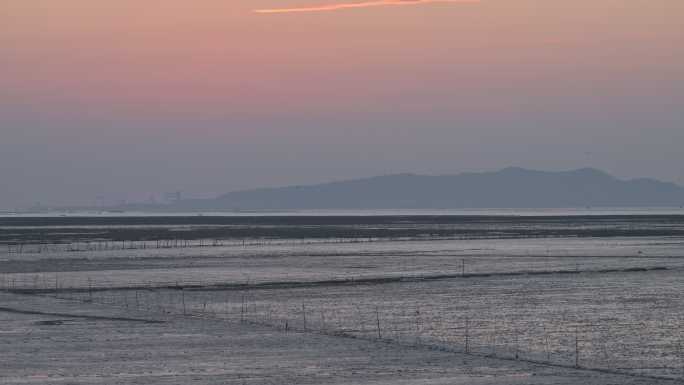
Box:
157, 167, 684, 210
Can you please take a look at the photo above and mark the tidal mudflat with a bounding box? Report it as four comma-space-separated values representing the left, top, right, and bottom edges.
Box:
2, 214, 684, 384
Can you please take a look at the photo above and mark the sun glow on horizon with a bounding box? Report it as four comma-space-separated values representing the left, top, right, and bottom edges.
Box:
254, 0, 480, 14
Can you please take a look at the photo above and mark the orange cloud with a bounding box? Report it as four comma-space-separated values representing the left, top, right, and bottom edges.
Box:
255, 0, 479, 14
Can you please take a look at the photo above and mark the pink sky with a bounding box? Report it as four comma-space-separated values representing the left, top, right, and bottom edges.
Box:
1, 0, 683, 207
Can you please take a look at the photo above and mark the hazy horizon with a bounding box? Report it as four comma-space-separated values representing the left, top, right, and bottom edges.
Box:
2, 1, 683, 209
7, 166, 684, 211
7, 166, 684, 210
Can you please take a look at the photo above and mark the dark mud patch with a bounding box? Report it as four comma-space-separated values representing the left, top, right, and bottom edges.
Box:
5, 266, 670, 295
0, 306, 164, 324
35, 319, 74, 326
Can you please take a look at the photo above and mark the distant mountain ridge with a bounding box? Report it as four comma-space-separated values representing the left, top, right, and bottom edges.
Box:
174, 168, 684, 210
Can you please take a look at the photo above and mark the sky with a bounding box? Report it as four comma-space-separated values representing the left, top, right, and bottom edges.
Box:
1, 0, 683, 209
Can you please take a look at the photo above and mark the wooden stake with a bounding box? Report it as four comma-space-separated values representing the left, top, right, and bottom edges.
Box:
575, 324, 580, 368
465, 317, 470, 353
302, 303, 307, 331
375, 306, 382, 339
241, 295, 245, 322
